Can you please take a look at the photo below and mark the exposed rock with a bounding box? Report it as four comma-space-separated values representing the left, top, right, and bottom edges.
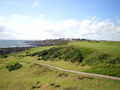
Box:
0, 47, 32, 55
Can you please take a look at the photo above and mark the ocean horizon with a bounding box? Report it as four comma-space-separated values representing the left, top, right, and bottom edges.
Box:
0, 40, 31, 48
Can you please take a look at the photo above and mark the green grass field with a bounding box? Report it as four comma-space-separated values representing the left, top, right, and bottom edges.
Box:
0, 41, 120, 90
69, 41, 120, 56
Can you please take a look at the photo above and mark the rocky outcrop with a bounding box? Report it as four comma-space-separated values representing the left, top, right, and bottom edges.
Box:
0, 47, 32, 55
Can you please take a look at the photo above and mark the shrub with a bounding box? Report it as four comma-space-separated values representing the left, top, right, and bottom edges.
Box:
98, 53, 109, 60
82, 53, 110, 66
31, 51, 40, 56
105, 56, 120, 64
85, 64, 120, 77
62, 47, 83, 63
31, 46, 84, 63
0, 55, 8, 58
25, 52, 31, 56
38, 47, 62, 60
6, 62, 22, 71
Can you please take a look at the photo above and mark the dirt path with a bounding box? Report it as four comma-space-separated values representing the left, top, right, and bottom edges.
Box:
36, 63, 120, 80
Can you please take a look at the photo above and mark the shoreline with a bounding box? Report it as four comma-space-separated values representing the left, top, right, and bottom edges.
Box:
0, 39, 68, 55
0, 46, 35, 55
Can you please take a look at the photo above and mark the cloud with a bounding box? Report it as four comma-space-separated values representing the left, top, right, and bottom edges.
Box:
39, 14, 44, 18
0, 16, 6, 21
77, 18, 120, 40
0, 25, 5, 32
117, 19, 120, 25
0, 15, 120, 41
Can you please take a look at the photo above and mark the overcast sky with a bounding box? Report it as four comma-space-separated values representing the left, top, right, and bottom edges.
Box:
0, 0, 120, 40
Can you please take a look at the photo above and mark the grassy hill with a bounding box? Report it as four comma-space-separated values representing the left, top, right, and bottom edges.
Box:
0, 40, 120, 90
27, 41, 120, 77
69, 41, 120, 56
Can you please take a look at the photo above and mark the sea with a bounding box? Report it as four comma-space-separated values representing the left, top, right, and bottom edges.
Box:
0, 40, 31, 48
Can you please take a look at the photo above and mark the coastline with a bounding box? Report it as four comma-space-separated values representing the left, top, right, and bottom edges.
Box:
0, 39, 68, 55
0, 46, 35, 55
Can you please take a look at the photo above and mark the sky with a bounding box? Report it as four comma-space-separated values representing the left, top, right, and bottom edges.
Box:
0, 0, 120, 40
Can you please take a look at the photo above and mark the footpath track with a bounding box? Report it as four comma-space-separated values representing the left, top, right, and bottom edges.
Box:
36, 63, 120, 80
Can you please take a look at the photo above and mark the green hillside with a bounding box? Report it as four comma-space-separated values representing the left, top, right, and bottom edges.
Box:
0, 41, 120, 90
26, 41, 120, 77
70, 41, 120, 55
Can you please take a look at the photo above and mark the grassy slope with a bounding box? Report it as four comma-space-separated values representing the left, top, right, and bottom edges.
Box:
0, 55, 120, 90
69, 41, 120, 77
0, 41, 120, 90
29, 41, 120, 76
69, 41, 120, 56
37, 41, 120, 75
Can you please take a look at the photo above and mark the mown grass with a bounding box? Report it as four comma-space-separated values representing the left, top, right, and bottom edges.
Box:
69, 41, 120, 56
